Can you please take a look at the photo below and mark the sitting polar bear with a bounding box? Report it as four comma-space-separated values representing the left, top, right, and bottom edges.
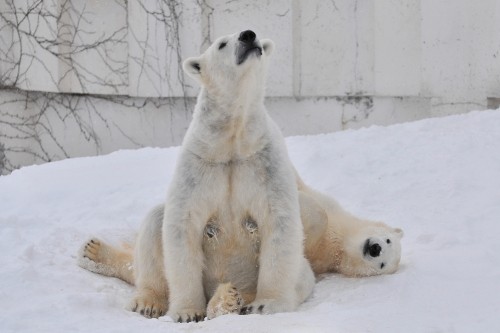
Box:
78, 30, 403, 322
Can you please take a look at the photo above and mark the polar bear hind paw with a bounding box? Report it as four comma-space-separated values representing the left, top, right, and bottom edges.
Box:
78, 238, 114, 274
207, 283, 244, 319
82, 238, 102, 262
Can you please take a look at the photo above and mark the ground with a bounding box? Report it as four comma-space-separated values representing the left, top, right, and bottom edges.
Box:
0, 109, 499, 332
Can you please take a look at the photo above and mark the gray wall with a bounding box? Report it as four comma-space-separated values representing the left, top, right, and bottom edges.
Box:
1, 0, 499, 174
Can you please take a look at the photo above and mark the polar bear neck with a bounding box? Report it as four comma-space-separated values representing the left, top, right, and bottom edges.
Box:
184, 86, 270, 162
203, 68, 266, 109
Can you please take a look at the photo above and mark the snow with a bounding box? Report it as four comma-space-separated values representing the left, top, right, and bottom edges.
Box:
1, 110, 500, 332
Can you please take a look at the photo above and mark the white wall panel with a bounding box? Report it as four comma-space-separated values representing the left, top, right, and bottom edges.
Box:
1, 0, 500, 174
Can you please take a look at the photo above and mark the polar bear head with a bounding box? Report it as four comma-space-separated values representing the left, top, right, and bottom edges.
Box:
341, 223, 403, 277
182, 30, 274, 98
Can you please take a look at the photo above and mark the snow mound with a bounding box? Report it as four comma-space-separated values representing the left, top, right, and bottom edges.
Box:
1, 110, 500, 332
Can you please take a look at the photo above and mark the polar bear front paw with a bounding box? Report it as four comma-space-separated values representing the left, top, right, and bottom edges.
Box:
240, 298, 293, 315
206, 283, 244, 319
129, 291, 168, 319
167, 309, 206, 323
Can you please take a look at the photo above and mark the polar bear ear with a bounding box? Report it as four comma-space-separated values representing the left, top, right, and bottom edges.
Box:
393, 228, 404, 238
183, 56, 203, 80
261, 39, 274, 57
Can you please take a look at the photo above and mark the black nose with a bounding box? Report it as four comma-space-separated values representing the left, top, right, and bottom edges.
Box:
363, 239, 382, 257
369, 243, 382, 257
239, 30, 256, 43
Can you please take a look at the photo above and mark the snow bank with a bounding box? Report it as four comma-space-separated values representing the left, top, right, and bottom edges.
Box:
1, 110, 499, 332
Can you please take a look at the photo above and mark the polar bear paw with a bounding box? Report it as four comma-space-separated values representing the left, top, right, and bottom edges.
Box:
207, 283, 244, 319
78, 238, 116, 276
81, 238, 103, 262
240, 298, 293, 315
167, 309, 206, 323
129, 290, 168, 319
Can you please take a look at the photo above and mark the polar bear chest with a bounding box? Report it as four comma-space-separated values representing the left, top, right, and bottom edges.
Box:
202, 214, 261, 298
194, 157, 272, 298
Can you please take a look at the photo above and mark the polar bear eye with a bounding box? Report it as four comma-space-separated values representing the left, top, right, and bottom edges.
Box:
218, 42, 227, 50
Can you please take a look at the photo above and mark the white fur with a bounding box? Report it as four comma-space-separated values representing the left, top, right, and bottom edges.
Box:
297, 177, 403, 277
133, 32, 314, 322
78, 31, 403, 322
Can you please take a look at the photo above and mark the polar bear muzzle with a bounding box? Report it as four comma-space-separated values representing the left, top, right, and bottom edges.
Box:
237, 30, 263, 65
363, 239, 382, 257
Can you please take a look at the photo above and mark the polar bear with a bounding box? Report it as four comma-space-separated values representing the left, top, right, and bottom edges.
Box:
296, 175, 403, 277
87, 30, 314, 322
78, 30, 403, 321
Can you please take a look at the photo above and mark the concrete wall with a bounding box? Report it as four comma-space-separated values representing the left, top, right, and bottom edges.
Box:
1, 0, 499, 174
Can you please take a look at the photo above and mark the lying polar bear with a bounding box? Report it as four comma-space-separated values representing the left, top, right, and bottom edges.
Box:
78, 30, 403, 322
